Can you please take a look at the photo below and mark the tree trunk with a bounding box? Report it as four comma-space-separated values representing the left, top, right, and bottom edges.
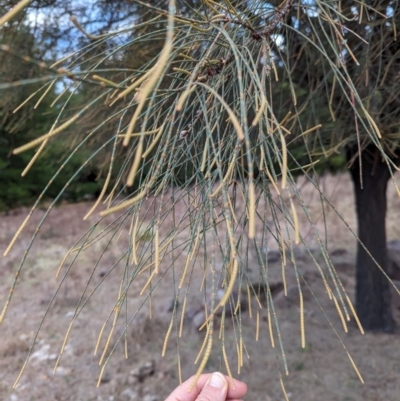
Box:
348, 145, 395, 333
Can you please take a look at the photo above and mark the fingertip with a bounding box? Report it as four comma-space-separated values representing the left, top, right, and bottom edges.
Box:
208, 372, 228, 390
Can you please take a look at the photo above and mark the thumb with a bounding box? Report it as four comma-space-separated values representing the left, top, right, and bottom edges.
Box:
196, 372, 228, 401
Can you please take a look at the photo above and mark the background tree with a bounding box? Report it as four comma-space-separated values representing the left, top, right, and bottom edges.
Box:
0, 0, 168, 209
277, 0, 400, 332
0, 0, 116, 210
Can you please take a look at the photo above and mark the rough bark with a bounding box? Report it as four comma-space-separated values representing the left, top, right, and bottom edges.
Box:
348, 145, 395, 333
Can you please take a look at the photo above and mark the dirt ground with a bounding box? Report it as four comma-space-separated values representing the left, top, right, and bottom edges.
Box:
1, 172, 400, 401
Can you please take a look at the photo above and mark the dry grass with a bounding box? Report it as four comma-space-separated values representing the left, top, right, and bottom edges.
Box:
1, 172, 400, 401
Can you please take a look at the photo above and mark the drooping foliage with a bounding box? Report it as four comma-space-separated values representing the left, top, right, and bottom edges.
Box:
1, 0, 400, 394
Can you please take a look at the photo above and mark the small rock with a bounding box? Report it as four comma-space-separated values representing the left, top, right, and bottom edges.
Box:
192, 310, 206, 331
215, 289, 248, 316
54, 366, 72, 376
130, 360, 155, 382
99, 373, 111, 384
185, 305, 202, 321
18, 334, 29, 342
143, 396, 158, 401
31, 344, 52, 362
251, 281, 283, 302
216, 288, 225, 302
269, 281, 284, 297
165, 298, 179, 313
267, 250, 281, 263
120, 389, 138, 401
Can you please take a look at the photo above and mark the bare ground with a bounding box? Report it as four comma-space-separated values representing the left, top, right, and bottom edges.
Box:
1, 172, 400, 401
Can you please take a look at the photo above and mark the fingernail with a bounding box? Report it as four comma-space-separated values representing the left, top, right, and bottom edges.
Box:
209, 372, 226, 389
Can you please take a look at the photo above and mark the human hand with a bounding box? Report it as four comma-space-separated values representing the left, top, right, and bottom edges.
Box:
164, 371, 247, 401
